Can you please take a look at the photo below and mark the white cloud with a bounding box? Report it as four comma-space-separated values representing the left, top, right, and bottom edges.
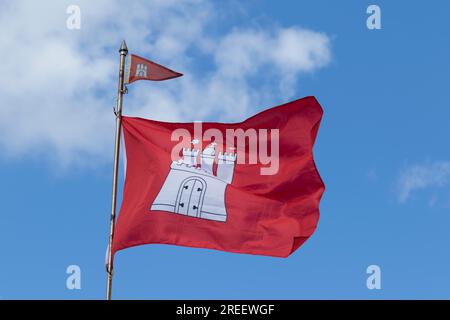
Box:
397, 161, 450, 203
0, 0, 331, 167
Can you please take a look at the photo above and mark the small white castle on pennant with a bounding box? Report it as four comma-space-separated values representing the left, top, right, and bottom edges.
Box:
135, 63, 148, 77
151, 142, 237, 222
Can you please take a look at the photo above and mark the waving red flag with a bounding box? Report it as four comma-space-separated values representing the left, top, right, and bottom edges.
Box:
124, 54, 182, 83
112, 96, 324, 259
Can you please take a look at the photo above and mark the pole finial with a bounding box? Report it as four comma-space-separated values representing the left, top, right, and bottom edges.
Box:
119, 40, 128, 54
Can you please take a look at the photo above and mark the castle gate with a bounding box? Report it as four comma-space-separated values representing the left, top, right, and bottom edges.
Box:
175, 177, 206, 217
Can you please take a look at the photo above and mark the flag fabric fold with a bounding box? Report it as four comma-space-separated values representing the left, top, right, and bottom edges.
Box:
112, 96, 325, 259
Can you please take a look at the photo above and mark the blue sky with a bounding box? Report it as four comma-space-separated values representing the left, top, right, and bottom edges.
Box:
1, 0, 450, 299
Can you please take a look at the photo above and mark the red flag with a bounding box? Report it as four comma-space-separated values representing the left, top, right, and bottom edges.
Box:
124, 54, 182, 83
112, 96, 324, 259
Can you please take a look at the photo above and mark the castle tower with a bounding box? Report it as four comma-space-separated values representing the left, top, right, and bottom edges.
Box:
201, 143, 216, 174
182, 148, 199, 166
217, 151, 237, 184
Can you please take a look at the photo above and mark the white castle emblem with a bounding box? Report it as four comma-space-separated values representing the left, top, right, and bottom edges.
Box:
151, 142, 237, 222
135, 63, 148, 77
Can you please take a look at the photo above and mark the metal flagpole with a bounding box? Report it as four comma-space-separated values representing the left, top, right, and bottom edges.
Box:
106, 40, 128, 300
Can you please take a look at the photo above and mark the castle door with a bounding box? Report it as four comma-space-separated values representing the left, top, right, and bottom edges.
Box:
175, 177, 206, 217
